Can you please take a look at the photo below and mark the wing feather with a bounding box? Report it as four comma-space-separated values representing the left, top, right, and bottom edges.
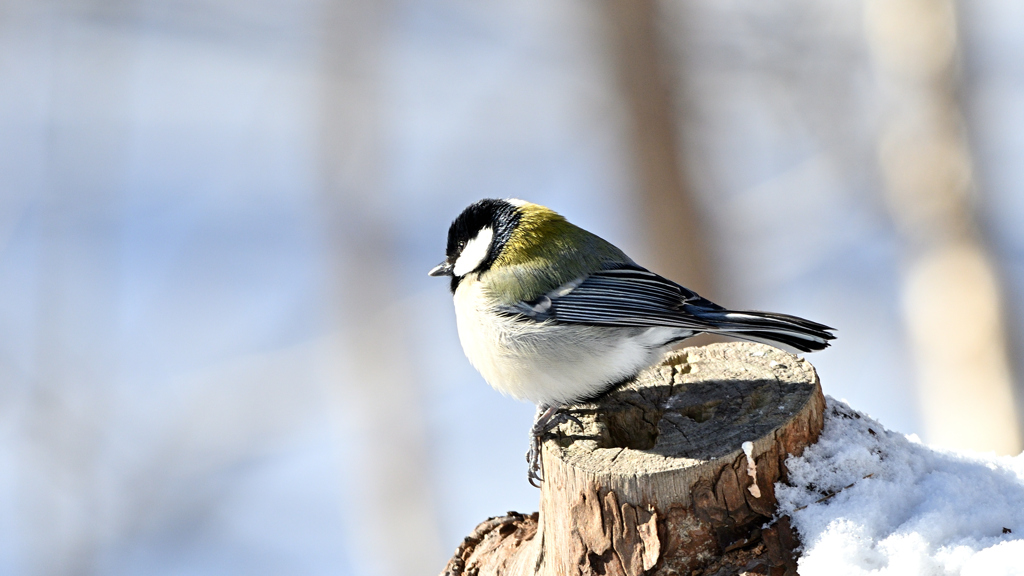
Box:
495, 265, 835, 352
493, 264, 831, 350
499, 265, 720, 327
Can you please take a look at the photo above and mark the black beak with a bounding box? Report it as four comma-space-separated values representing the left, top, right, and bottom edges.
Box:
428, 260, 454, 277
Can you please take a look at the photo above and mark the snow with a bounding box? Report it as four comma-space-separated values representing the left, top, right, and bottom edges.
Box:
776, 398, 1024, 576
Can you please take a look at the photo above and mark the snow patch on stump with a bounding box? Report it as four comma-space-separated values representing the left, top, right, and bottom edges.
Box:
777, 397, 1024, 575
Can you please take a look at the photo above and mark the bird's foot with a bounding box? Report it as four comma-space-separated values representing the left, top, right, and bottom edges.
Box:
525, 405, 583, 487
527, 435, 544, 487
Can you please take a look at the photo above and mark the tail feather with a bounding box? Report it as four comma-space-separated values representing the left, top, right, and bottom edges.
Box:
686, 307, 836, 354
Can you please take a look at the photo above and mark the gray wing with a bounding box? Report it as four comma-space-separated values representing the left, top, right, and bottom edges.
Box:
500, 265, 722, 328
497, 265, 836, 353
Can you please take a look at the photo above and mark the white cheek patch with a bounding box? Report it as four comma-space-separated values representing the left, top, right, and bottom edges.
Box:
453, 226, 494, 277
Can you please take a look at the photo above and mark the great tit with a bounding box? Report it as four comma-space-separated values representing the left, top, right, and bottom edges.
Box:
430, 198, 834, 485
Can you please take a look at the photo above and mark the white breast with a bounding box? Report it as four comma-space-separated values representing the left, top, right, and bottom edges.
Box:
452, 275, 687, 406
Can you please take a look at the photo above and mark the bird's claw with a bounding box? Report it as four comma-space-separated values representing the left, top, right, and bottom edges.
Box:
525, 406, 583, 487
526, 435, 543, 487
561, 411, 584, 428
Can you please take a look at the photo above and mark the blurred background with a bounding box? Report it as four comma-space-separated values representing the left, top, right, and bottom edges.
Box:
1, 0, 1023, 574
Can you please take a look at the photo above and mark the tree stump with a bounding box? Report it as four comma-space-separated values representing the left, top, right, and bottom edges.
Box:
442, 342, 826, 576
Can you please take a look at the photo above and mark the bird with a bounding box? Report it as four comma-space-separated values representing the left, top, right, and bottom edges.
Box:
429, 198, 835, 485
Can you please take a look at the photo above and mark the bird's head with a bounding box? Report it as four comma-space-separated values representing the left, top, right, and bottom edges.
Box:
429, 198, 567, 292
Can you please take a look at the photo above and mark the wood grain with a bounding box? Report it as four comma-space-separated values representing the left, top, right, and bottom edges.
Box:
442, 342, 825, 576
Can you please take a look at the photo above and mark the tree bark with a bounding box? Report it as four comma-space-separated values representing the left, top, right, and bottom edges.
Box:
442, 342, 825, 576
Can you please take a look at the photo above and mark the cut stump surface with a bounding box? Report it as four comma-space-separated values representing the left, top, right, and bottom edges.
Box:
443, 342, 826, 576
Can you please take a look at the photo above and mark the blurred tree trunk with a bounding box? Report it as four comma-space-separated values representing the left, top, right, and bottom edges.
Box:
865, 0, 1021, 453
603, 0, 713, 297
316, 2, 443, 575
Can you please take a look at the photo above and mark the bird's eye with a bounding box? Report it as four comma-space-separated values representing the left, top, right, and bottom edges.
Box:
458, 240, 466, 250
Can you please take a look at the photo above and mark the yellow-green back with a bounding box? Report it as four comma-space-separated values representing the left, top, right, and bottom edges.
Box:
485, 202, 632, 304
